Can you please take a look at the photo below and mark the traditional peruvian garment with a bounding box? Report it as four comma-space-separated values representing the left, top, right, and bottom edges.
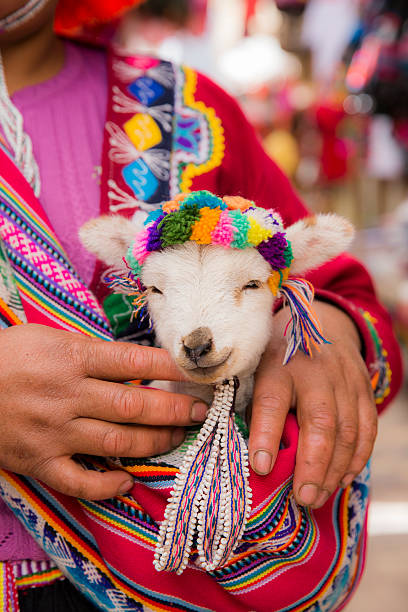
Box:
0, 41, 402, 612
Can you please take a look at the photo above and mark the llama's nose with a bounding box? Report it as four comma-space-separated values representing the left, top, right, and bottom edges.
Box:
182, 327, 213, 364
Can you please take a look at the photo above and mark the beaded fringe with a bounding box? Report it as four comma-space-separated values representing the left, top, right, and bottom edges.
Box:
154, 378, 251, 574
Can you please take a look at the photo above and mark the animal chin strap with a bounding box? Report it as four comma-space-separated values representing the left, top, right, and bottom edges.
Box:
154, 377, 251, 574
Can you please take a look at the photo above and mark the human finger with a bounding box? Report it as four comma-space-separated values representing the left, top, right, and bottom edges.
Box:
249, 364, 293, 475
67, 418, 185, 458
35, 456, 134, 500
340, 383, 377, 488
75, 337, 185, 382
75, 379, 208, 425
293, 383, 337, 507
313, 380, 358, 508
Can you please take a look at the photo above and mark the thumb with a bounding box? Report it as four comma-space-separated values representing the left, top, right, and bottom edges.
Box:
37, 457, 133, 500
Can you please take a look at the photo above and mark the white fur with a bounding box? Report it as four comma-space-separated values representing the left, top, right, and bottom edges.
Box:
80, 212, 354, 414
286, 214, 354, 275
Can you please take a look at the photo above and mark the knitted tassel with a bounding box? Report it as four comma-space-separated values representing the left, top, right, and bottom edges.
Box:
154, 378, 251, 574
280, 278, 330, 365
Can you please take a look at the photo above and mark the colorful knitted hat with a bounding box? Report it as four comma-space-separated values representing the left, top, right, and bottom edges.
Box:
112, 190, 328, 365
126, 190, 293, 296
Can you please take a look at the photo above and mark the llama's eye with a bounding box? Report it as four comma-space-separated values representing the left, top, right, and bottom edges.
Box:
243, 280, 262, 290
150, 286, 163, 295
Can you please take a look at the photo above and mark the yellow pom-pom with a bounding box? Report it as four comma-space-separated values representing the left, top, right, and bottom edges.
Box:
247, 217, 273, 246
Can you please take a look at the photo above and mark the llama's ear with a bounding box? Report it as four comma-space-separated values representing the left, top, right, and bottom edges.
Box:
285, 214, 354, 275
79, 215, 137, 268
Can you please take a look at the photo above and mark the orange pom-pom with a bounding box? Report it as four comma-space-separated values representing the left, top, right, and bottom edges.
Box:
190, 207, 222, 244
223, 196, 254, 211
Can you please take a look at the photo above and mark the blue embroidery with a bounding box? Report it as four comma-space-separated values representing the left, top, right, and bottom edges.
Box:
122, 159, 159, 201
174, 116, 201, 155
128, 77, 165, 106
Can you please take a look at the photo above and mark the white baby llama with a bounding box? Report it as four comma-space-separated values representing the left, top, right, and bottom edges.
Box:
80, 196, 354, 573
80, 208, 354, 416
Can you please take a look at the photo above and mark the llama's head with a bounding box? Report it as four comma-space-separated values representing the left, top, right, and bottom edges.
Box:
80, 192, 354, 384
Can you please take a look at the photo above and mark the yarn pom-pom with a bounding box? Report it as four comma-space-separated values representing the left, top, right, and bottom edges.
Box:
247, 217, 273, 247
245, 206, 282, 233
180, 190, 226, 211
230, 210, 250, 249
190, 207, 222, 244
211, 209, 234, 246
223, 195, 254, 211
146, 214, 165, 251
159, 206, 201, 247
257, 232, 292, 271
131, 228, 150, 265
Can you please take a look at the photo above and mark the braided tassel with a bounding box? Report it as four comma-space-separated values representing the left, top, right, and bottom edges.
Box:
280, 278, 330, 365
154, 378, 251, 574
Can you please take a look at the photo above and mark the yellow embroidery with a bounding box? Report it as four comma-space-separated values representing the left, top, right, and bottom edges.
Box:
124, 114, 162, 151
179, 67, 225, 192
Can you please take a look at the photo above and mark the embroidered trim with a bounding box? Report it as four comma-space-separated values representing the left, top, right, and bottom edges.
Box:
0, 562, 19, 612
361, 310, 392, 404
172, 66, 225, 195
105, 55, 225, 214
0, 176, 112, 339
11, 559, 63, 591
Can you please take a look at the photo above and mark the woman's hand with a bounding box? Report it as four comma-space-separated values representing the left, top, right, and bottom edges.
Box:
0, 324, 208, 500
249, 301, 377, 508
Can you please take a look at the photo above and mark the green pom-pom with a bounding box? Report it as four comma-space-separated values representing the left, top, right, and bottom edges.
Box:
283, 240, 293, 267
180, 190, 226, 211
159, 206, 201, 247
230, 210, 250, 248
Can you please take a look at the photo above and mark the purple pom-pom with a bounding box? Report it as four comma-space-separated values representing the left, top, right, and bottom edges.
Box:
146, 214, 165, 251
257, 232, 287, 270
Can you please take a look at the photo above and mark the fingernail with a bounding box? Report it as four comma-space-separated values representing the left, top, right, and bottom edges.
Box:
253, 450, 273, 475
298, 484, 319, 506
313, 489, 331, 508
118, 478, 133, 494
191, 401, 208, 422
172, 428, 185, 448
340, 473, 355, 488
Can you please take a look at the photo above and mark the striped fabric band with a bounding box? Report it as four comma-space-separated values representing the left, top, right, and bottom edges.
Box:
0, 167, 113, 339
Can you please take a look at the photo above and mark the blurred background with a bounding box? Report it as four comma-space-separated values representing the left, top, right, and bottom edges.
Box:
115, 1, 408, 609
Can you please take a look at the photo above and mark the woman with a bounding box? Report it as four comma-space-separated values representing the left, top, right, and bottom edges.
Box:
0, 1, 402, 610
